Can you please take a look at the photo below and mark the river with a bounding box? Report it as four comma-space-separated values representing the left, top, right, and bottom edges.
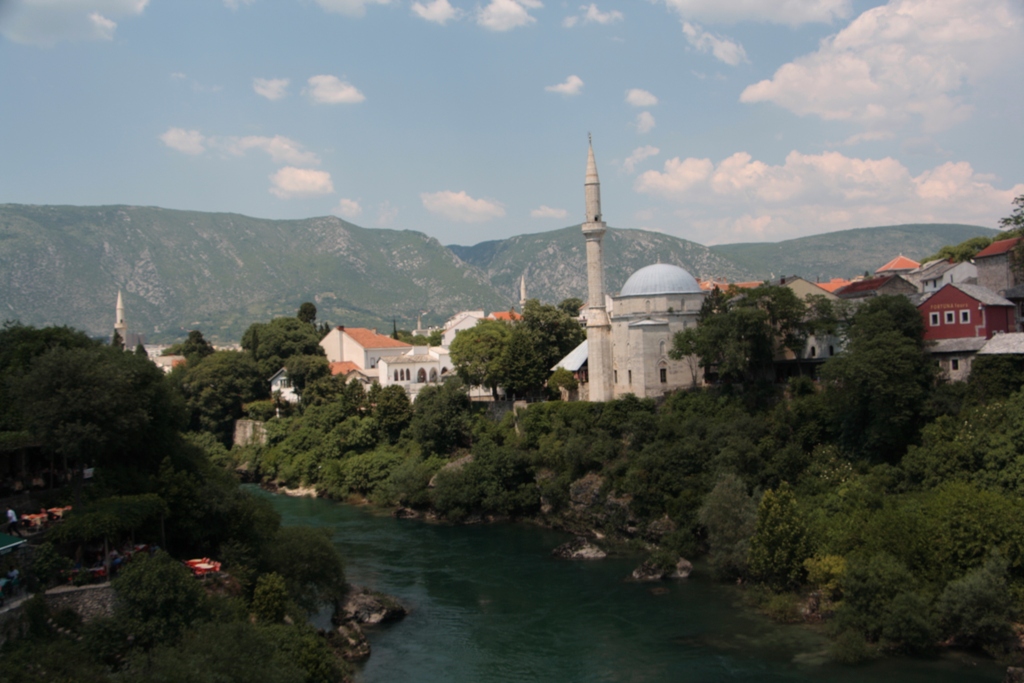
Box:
257, 489, 1005, 683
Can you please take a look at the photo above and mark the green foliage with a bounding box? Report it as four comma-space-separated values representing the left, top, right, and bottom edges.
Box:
26, 542, 72, 591
409, 379, 473, 456
558, 297, 584, 316
285, 354, 330, 399
264, 527, 347, 615
252, 572, 289, 623
431, 440, 538, 521
548, 367, 578, 394
804, 554, 846, 601
323, 447, 405, 500
241, 317, 324, 379
48, 493, 168, 544
967, 356, 1024, 404
449, 318, 510, 399
174, 350, 265, 444
372, 384, 412, 444
297, 302, 317, 325
112, 551, 208, 649
935, 552, 1017, 652
163, 330, 215, 363
698, 474, 757, 580
922, 235, 996, 264
747, 483, 810, 591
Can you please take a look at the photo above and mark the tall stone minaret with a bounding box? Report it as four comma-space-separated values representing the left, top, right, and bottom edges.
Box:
582, 137, 613, 401
114, 290, 128, 347
519, 274, 527, 310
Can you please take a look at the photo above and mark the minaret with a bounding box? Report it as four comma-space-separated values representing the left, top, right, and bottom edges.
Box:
519, 274, 527, 310
114, 290, 128, 348
582, 137, 613, 401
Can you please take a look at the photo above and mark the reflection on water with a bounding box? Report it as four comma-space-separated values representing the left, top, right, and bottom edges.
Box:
256, 489, 1004, 683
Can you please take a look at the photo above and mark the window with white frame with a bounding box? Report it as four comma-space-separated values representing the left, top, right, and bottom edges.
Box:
960, 309, 970, 324
930, 312, 940, 326
944, 311, 955, 324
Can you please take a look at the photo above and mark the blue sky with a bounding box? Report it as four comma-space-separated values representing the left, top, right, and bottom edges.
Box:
1, 0, 1022, 246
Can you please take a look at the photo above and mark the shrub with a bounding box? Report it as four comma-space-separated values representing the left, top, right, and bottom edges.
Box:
252, 572, 288, 623
935, 553, 1017, 652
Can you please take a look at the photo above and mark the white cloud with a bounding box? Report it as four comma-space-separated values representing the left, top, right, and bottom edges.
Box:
269, 167, 334, 199
623, 145, 660, 173
477, 0, 542, 32
635, 111, 656, 133
311, 0, 391, 17
307, 75, 366, 104
421, 191, 506, 222
1, 0, 149, 46
562, 16, 578, 28
531, 205, 568, 219
625, 89, 658, 107
412, 0, 460, 24
376, 201, 398, 226
160, 128, 206, 155
223, 136, 320, 165
635, 148, 1024, 243
253, 78, 289, 101
545, 74, 584, 96
660, 0, 850, 26
333, 198, 363, 219
224, 0, 255, 8
740, 0, 1024, 133
681, 22, 747, 65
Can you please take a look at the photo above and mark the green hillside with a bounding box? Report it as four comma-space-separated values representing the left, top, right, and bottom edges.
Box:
0, 204, 507, 342
450, 225, 751, 304
710, 223, 997, 281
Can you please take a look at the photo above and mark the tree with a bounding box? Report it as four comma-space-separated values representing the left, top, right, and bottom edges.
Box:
497, 325, 549, 399
548, 367, 578, 397
747, 482, 810, 591
113, 551, 208, 648
427, 329, 443, 346
174, 350, 265, 444
296, 302, 317, 325
241, 317, 324, 379
284, 354, 330, 399
449, 319, 510, 399
409, 378, 473, 456
558, 297, 584, 317
820, 295, 935, 461
372, 384, 412, 444
935, 552, 1017, 651
520, 298, 586, 372
264, 527, 347, 615
163, 330, 215, 363
698, 474, 758, 580
252, 572, 289, 623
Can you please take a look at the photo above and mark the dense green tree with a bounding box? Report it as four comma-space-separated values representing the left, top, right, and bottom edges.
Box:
557, 297, 584, 317
820, 295, 934, 461
113, 551, 208, 648
747, 483, 810, 591
174, 350, 265, 444
163, 330, 215, 363
252, 572, 289, 623
284, 354, 330, 399
699, 474, 758, 580
519, 298, 586, 373
497, 325, 549, 399
297, 302, 317, 325
409, 378, 473, 456
242, 317, 324, 378
371, 383, 412, 444
449, 319, 511, 399
922, 235, 997, 264
264, 527, 347, 615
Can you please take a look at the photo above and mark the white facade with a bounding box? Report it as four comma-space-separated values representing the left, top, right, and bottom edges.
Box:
378, 346, 452, 401
441, 310, 485, 347
269, 368, 300, 404
319, 326, 412, 379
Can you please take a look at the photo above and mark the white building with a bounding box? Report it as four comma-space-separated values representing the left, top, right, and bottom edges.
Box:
268, 368, 300, 404
441, 310, 485, 347
319, 326, 412, 379
378, 346, 454, 401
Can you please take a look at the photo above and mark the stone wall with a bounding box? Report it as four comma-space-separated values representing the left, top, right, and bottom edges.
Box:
234, 419, 267, 447
44, 583, 116, 621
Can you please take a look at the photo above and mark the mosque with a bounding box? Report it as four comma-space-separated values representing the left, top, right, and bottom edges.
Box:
555, 140, 706, 401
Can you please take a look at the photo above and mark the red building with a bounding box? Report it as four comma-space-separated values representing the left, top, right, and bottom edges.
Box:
919, 283, 1015, 341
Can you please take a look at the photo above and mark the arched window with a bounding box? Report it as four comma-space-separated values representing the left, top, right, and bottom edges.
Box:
430, 368, 438, 382
659, 340, 666, 357
394, 370, 399, 381
441, 367, 449, 375
645, 299, 652, 313
417, 368, 427, 383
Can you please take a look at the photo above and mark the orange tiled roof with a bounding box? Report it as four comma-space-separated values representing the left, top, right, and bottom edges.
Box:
329, 361, 361, 376
835, 276, 894, 296
341, 327, 412, 350
488, 310, 521, 321
875, 254, 920, 273
975, 237, 1022, 258
816, 278, 852, 293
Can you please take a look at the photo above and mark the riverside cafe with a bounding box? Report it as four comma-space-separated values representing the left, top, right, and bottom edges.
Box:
0, 532, 26, 602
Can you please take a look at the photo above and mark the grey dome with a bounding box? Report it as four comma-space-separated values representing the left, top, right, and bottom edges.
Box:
619, 263, 701, 297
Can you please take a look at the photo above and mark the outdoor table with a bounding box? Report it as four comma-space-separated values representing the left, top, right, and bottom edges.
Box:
21, 514, 46, 529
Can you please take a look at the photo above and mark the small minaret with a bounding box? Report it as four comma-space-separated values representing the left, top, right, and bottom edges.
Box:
114, 290, 128, 348
519, 274, 527, 310
582, 136, 613, 401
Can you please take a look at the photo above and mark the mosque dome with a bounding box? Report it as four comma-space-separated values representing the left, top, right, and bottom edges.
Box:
619, 263, 701, 297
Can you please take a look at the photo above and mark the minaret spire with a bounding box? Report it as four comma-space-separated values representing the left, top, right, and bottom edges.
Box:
519, 273, 527, 309
581, 137, 612, 402
114, 290, 128, 349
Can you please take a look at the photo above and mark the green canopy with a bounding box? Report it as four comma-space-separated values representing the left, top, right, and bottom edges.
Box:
0, 533, 26, 555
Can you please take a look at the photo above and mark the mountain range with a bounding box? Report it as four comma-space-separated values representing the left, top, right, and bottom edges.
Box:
0, 204, 996, 342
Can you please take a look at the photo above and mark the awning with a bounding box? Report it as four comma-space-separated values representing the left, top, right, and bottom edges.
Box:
0, 533, 26, 555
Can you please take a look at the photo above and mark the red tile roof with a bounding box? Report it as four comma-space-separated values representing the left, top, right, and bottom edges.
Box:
488, 310, 521, 321
816, 278, 852, 293
834, 276, 893, 296
875, 254, 920, 273
341, 327, 412, 350
975, 237, 1022, 258
329, 361, 361, 376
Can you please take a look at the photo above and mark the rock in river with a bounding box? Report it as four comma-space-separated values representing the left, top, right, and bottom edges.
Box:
552, 537, 607, 560
337, 587, 409, 626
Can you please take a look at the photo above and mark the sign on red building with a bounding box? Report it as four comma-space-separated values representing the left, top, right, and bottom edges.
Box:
918, 283, 1015, 341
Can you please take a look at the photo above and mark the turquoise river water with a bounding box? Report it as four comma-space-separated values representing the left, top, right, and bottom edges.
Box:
257, 490, 1006, 683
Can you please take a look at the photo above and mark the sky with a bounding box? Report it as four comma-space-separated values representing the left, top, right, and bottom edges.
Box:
1, 0, 1022, 247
